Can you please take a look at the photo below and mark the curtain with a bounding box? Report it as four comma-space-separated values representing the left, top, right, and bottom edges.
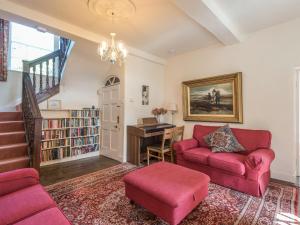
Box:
0, 18, 9, 82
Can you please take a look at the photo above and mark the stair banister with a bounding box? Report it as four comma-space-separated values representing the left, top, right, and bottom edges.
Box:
22, 72, 42, 172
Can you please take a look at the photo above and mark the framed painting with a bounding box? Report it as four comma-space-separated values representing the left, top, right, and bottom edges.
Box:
182, 72, 243, 123
47, 100, 62, 110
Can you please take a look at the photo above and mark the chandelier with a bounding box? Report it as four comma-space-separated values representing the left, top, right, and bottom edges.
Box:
98, 32, 127, 65
88, 0, 136, 65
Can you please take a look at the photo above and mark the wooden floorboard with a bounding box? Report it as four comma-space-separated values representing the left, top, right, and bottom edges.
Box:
40, 156, 120, 186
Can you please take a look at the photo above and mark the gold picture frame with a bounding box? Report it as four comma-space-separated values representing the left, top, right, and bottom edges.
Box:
182, 72, 243, 123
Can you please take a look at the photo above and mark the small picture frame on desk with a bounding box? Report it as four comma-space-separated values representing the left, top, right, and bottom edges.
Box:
47, 100, 62, 110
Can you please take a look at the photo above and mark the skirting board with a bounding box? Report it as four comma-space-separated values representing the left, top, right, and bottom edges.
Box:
271, 171, 296, 183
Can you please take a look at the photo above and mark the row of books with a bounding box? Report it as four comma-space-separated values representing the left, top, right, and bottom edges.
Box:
70, 109, 100, 118
43, 119, 67, 129
42, 130, 68, 140
68, 118, 100, 127
71, 136, 99, 147
40, 144, 99, 162
70, 127, 99, 137
41, 139, 70, 149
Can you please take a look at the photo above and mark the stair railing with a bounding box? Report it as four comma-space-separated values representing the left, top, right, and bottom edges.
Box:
22, 72, 42, 172
23, 38, 73, 103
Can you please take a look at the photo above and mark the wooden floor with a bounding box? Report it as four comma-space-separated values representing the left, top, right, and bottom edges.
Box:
40, 156, 120, 186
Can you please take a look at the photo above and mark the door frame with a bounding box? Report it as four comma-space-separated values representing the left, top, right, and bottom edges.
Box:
294, 67, 300, 177
98, 77, 124, 162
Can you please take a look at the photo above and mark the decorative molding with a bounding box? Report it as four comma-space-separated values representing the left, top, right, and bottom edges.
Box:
0, 1, 166, 65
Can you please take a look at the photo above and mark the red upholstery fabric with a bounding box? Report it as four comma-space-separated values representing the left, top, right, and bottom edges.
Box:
193, 125, 272, 153
0, 168, 39, 196
208, 153, 246, 176
0, 169, 71, 225
183, 148, 213, 165
124, 162, 210, 225
245, 148, 275, 181
0, 184, 56, 225
174, 125, 275, 197
173, 138, 198, 154
124, 162, 209, 208
14, 208, 71, 225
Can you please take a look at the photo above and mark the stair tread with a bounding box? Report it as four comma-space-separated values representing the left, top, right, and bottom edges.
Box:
0, 121, 24, 124
0, 143, 28, 149
0, 131, 26, 135
0, 156, 30, 165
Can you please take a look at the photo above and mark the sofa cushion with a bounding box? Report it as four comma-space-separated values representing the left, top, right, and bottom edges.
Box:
13, 208, 71, 225
208, 153, 247, 176
0, 184, 56, 225
182, 148, 213, 165
193, 125, 271, 153
204, 125, 245, 153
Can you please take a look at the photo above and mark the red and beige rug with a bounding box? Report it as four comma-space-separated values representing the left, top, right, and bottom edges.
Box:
46, 163, 300, 225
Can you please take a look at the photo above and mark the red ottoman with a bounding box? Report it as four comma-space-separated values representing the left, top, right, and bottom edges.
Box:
123, 162, 210, 225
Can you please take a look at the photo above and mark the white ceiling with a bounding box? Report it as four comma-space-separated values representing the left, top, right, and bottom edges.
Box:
212, 0, 300, 34
6, 0, 300, 58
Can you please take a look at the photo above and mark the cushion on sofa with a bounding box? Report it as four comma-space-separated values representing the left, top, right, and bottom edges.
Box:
208, 153, 247, 176
0, 184, 56, 225
193, 125, 271, 153
182, 148, 213, 165
13, 208, 71, 225
204, 125, 245, 153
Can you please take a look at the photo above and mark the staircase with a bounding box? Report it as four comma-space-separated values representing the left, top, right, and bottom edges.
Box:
0, 37, 73, 173
0, 112, 29, 173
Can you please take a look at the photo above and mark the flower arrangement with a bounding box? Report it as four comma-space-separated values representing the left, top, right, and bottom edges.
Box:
151, 107, 168, 116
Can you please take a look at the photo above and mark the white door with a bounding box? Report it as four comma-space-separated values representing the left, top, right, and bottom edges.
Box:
101, 84, 123, 162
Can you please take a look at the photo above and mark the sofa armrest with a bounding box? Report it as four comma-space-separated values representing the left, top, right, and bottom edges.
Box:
245, 148, 275, 181
0, 168, 39, 196
173, 138, 198, 154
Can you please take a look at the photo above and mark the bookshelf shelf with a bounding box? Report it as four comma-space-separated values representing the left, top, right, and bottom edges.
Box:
40, 109, 101, 165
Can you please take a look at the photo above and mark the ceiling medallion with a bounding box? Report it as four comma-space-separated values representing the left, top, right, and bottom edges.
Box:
88, 0, 136, 20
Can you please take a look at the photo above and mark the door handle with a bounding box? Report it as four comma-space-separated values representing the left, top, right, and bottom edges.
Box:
117, 116, 120, 124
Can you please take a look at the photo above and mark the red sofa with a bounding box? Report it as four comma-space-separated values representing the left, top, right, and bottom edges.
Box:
0, 168, 71, 225
173, 125, 275, 197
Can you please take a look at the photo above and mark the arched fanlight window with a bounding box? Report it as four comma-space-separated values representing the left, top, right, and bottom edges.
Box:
104, 76, 120, 87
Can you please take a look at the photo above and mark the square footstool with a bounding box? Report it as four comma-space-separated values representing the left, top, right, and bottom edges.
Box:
123, 162, 210, 225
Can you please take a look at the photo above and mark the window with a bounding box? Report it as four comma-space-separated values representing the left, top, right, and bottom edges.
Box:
9, 22, 59, 71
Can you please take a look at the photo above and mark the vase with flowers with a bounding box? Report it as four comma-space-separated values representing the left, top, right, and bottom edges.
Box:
151, 107, 168, 123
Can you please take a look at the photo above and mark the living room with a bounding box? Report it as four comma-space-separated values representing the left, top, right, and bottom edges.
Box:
0, 0, 300, 224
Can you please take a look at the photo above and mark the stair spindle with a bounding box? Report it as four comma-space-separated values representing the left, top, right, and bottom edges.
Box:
52, 57, 55, 87
46, 60, 49, 89
33, 66, 36, 93
39, 63, 42, 94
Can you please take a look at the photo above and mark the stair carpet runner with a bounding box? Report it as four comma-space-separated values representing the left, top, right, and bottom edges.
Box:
0, 112, 29, 173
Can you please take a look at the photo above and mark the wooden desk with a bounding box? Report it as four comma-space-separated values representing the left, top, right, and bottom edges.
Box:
127, 123, 175, 165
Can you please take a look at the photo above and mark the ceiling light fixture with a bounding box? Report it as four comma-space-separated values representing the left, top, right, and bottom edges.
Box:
88, 0, 136, 65
98, 32, 127, 65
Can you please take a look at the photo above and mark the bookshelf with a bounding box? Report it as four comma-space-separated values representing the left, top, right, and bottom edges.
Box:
40, 109, 101, 166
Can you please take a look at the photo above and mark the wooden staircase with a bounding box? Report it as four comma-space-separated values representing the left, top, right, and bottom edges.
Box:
0, 112, 29, 173
0, 37, 73, 173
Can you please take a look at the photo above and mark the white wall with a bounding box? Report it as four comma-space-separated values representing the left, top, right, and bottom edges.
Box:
124, 55, 165, 125
39, 37, 111, 110
0, 70, 22, 111
122, 55, 165, 161
165, 18, 300, 182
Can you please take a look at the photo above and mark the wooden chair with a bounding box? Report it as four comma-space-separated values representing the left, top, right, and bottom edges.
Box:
147, 128, 174, 165
173, 126, 185, 142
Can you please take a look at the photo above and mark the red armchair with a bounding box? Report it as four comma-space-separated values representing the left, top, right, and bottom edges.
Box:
0, 168, 71, 225
174, 125, 275, 197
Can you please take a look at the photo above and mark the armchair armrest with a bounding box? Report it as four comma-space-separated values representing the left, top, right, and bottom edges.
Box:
245, 148, 275, 181
173, 138, 198, 154
0, 168, 39, 196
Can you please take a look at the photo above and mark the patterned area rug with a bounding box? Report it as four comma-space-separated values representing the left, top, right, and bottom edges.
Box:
46, 163, 300, 225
